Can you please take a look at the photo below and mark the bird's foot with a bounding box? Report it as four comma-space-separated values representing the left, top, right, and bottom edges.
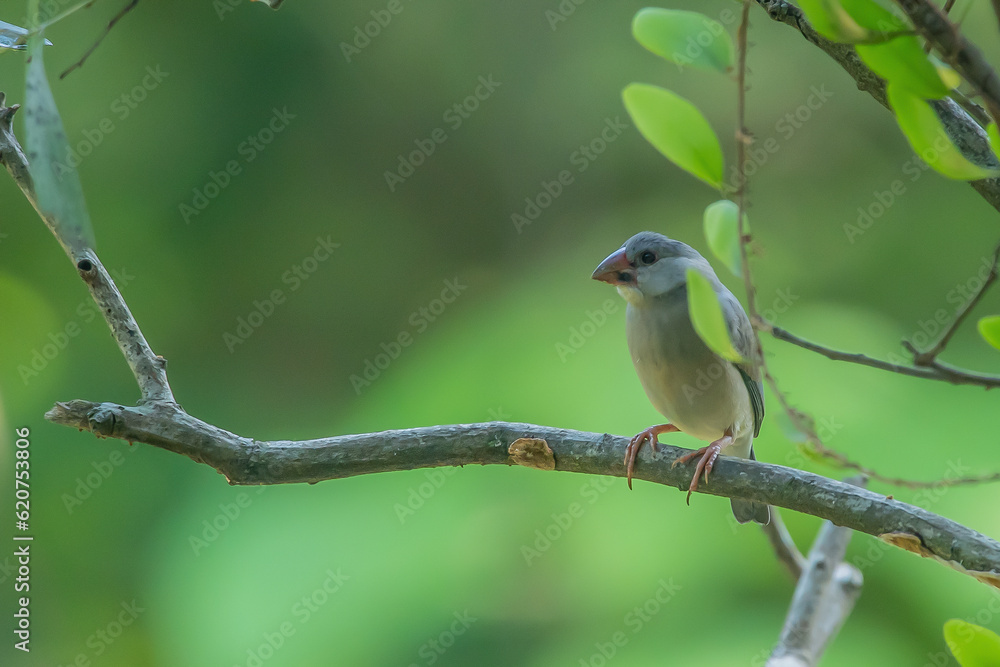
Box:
670, 432, 734, 505
624, 424, 680, 490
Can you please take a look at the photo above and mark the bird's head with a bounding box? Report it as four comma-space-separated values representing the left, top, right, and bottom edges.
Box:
591, 232, 714, 306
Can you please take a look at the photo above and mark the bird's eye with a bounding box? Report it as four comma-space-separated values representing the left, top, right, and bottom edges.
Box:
639, 251, 656, 265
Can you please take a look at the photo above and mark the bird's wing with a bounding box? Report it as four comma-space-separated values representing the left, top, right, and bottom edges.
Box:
720, 288, 765, 438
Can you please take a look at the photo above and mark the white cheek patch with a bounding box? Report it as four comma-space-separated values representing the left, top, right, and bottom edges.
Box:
617, 284, 643, 306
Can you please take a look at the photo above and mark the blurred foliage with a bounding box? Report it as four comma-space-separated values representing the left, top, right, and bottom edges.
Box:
2, 0, 1000, 665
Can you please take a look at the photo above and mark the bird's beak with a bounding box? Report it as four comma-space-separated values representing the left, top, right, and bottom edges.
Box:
591, 249, 635, 285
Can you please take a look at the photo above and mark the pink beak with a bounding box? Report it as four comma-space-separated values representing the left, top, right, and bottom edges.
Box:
591, 249, 635, 285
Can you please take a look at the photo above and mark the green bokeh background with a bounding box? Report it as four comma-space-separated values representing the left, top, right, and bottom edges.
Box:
2, 0, 1000, 665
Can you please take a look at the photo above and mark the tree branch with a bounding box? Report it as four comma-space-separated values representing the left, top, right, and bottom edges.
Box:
892, 0, 1000, 122
754, 0, 1000, 214
43, 398, 1000, 589
0, 93, 174, 404
766, 503, 864, 667
762, 508, 807, 580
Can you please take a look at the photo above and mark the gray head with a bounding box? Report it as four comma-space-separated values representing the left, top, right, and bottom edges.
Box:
591, 232, 716, 306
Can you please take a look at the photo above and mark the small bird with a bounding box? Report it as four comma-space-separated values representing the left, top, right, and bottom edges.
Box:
592, 232, 769, 525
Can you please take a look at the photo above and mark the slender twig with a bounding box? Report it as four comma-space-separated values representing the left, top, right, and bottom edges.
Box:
766, 480, 865, 666
993, 0, 1000, 34
762, 508, 807, 580
767, 323, 1000, 391
0, 94, 173, 403
905, 241, 1000, 366
59, 0, 138, 79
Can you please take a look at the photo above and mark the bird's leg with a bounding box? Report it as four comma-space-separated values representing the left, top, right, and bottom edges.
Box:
624, 424, 681, 490
670, 430, 734, 505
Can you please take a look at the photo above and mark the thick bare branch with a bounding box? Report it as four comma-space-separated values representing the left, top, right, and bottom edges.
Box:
45, 399, 1000, 590
766, 516, 864, 666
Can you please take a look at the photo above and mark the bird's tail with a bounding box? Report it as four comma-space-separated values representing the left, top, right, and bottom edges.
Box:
730, 498, 770, 525
730, 444, 770, 524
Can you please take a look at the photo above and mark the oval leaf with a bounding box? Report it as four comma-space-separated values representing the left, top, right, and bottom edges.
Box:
888, 83, 1000, 180
944, 619, 1000, 667
857, 37, 950, 99
24, 2, 96, 252
703, 200, 746, 277
623, 83, 723, 189
632, 8, 734, 73
978, 316, 1000, 352
797, 0, 870, 42
988, 123, 1000, 163
686, 268, 743, 363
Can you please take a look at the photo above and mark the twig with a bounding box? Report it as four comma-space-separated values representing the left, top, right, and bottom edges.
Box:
59, 0, 138, 79
905, 241, 1000, 366
762, 508, 807, 580
0, 94, 173, 403
754, 0, 1000, 214
767, 323, 1000, 390
993, 1, 1000, 34
766, 478, 865, 666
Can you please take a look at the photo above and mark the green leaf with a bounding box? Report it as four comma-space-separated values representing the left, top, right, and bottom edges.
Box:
978, 316, 1000, 352
622, 83, 723, 189
23, 1, 96, 251
888, 83, 1000, 181
703, 200, 746, 277
944, 619, 1000, 666
857, 36, 950, 98
685, 268, 743, 363
987, 123, 1000, 163
796, 0, 870, 42
632, 8, 734, 73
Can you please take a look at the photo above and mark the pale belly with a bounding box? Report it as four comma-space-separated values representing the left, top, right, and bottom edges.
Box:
626, 300, 754, 451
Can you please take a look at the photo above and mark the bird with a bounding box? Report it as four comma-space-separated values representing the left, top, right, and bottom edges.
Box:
591, 231, 769, 525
